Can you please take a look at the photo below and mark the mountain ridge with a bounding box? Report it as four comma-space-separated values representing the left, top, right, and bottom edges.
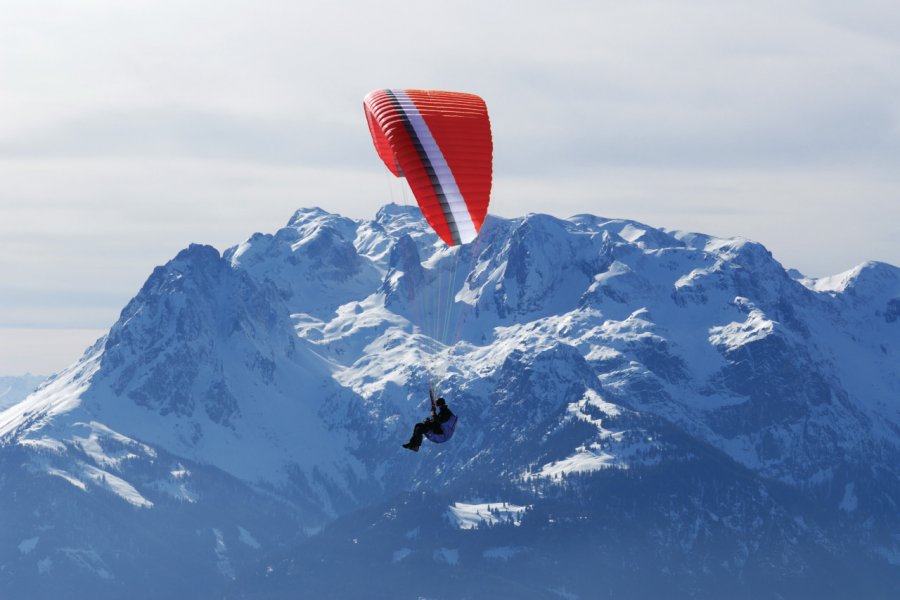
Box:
1, 204, 897, 598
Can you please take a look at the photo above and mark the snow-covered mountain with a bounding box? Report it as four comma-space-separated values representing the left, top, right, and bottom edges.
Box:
1, 205, 897, 599
0, 374, 46, 411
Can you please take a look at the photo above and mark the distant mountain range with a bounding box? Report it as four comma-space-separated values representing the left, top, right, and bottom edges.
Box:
1, 205, 897, 599
0, 374, 45, 411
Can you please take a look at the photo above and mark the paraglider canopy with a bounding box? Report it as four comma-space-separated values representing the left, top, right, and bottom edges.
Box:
363, 89, 493, 246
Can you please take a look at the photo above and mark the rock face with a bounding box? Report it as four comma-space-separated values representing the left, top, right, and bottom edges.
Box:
1, 205, 898, 599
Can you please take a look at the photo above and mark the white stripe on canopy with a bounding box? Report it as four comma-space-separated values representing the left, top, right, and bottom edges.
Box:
392, 90, 478, 244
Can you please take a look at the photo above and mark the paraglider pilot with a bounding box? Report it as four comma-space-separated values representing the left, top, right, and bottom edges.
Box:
402, 387, 456, 452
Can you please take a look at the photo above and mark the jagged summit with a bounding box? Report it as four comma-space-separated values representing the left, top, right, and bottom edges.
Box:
801, 259, 900, 293
375, 202, 419, 218
286, 205, 332, 226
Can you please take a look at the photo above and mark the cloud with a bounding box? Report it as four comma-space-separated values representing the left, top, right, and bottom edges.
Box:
0, 109, 371, 168
5, 1, 898, 176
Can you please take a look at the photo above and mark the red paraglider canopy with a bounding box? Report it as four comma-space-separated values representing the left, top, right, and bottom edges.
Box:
363, 89, 493, 246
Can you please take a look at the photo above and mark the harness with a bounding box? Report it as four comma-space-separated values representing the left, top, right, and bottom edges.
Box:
424, 385, 458, 444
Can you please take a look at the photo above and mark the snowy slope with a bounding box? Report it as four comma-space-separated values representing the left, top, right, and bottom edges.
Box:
1, 204, 898, 599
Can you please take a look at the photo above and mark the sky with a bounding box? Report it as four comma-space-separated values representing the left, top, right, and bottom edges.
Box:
1, 0, 899, 375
